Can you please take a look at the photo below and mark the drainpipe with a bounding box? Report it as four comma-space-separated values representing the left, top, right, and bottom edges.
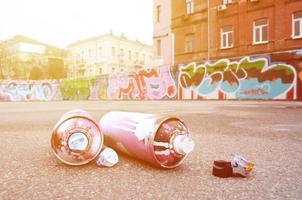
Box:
207, 0, 210, 61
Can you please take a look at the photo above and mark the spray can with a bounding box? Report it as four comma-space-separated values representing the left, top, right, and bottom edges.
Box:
51, 109, 103, 166
99, 111, 195, 169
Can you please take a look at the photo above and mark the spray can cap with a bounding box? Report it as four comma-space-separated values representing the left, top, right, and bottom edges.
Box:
173, 135, 195, 155
231, 155, 254, 177
96, 147, 119, 167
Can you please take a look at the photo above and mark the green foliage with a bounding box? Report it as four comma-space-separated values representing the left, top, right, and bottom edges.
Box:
99, 83, 108, 99
60, 79, 90, 100
29, 67, 44, 80
47, 58, 67, 79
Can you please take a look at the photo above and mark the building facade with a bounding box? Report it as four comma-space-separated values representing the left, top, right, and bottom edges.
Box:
172, 0, 302, 62
209, 0, 302, 60
171, 0, 302, 100
172, 0, 208, 66
0, 35, 66, 80
67, 32, 153, 79
152, 0, 174, 68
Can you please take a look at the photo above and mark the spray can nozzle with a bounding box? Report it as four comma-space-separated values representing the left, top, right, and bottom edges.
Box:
68, 132, 89, 152
172, 135, 195, 155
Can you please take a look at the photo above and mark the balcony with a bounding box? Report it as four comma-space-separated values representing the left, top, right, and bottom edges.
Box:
134, 60, 145, 66
75, 59, 86, 65
77, 64, 86, 71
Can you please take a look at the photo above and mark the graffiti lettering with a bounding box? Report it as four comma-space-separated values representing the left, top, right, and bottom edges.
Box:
0, 80, 61, 101
0, 55, 299, 101
240, 88, 269, 96
178, 56, 297, 100
107, 66, 177, 100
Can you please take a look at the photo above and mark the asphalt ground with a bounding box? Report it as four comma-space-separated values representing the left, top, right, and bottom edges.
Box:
0, 100, 302, 200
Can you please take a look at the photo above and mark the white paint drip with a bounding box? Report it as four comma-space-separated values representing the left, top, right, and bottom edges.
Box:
154, 149, 170, 156
153, 141, 170, 148
115, 125, 135, 133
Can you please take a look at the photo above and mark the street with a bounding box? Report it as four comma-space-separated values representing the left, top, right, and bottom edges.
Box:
0, 101, 302, 199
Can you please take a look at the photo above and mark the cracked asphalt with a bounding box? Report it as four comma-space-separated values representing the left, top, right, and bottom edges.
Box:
0, 101, 302, 199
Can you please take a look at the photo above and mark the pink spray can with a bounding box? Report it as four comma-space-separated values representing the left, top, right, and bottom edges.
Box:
99, 111, 195, 168
51, 109, 103, 166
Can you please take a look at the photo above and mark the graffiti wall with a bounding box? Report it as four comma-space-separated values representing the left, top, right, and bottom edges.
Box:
107, 66, 177, 100
0, 52, 301, 101
178, 56, 298, 100
0, 80, 62, 101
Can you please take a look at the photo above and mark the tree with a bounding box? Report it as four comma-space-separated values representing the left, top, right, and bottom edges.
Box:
29, 66, 44, 80
0, 47, 6, 79
47, 58, 67, 79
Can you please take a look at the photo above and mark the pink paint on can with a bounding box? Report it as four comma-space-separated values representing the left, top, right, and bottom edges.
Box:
99, 111, 194, 169
51, 109, 103, 166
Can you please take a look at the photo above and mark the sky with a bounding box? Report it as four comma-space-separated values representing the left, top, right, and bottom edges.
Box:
0, 0, 153, 48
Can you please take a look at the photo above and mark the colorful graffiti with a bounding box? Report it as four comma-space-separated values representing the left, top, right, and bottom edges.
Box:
145, 66, 177, 99
107, 66, 177, 100
0, 54, 300, 101
0, 80, 62, 101
89, 77, 108, 100
178, 56, 297, 100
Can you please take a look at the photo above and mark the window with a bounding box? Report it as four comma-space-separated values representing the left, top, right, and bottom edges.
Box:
185, 34, 194, 53
221, 26, 233, 49
99, 68, 102, 74
128, 50, 132, 60
120, 48, 124, 57
253, 19, 268, 44
112, 67, 115, 72
186, 0, 194, 14
156, 5, 161, 23
112, 47, 115, 56
88, 49, 92, 57
157, 39, 161, 56
293, 12, 302, 39
136, 52, 139, 60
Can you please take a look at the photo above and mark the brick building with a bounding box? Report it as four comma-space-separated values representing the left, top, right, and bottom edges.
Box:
172, 0, 302, 62
209, 0, 302, 60
172, 0, 208, 66
171, 0, 302, 100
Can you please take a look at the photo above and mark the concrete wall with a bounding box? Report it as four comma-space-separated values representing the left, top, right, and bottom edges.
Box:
1, 51, 301, 101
